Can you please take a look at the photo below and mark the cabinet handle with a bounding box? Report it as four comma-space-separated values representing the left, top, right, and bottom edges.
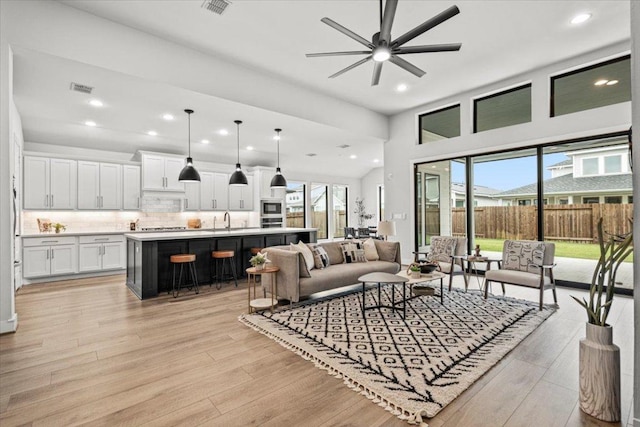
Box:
51, 249, 55, 259
51, 195, 54, 207
185, 199, 188, 209
42, 240, 58, 244
94, 238, 109, 241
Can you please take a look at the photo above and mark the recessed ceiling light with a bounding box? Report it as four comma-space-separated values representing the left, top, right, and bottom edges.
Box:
396, 84, 408, 92
606, 80, 619, 86
349, 154, 357, 159
201, 139, 210, 144
88, 99, 103, 107
218, 129, 229, 136
373, 159, 380, 163
273, 135, 281, 141
594, 79, 608, 86
431, 165, 437, 168
147, 130, 158, 136
84, 120, 96, 127
246, 146, 254, 151
162, 113, 174, 121
571, 13, 591, 25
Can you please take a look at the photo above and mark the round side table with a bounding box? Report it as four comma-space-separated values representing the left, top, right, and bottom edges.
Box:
246, 265, 280, 313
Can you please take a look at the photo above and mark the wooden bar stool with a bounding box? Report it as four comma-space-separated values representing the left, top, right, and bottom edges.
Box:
170, 254, 199, 298
211, 250, 238, 290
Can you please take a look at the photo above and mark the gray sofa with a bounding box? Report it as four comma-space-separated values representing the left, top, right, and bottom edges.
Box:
262, 240, 401, 303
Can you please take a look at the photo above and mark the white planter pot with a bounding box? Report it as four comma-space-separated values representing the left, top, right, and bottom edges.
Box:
579, 323, 621, 422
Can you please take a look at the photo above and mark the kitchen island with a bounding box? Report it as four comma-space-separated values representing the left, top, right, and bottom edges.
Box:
125, 227, 317, 299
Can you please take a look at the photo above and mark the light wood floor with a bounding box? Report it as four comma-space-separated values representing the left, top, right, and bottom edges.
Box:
0, 274, 634, 426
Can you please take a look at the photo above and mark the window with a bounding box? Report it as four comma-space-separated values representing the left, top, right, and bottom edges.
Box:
551, 56, 631, 117
286, 181, 306, 228
332, 185, 348, 238
559, 199, 568, 205
582, 158, 598, 175
604, 155, 622, 173
311, 184, 328, 239
605, 196, 622, 204
518, 199, 531, 206
629, 196, 633, 204
419, 104, 460, 144
583, 196, 599, 204
473, 84, 532, 133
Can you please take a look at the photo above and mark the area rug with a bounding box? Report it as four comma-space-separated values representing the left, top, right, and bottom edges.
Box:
239, 285, 554, 426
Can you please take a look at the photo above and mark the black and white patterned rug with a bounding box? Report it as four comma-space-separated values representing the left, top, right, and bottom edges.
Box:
239, 285, 554, 426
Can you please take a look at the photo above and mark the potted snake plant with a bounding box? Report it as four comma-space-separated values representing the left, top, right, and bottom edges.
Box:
571, 217, 632, 422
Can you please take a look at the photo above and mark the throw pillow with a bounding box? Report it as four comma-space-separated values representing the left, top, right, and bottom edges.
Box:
291, 241, 315, 271
339, 241, 367, 264
311, 246, 330, 269
362, 238, 379, 261
503, 240, 545, 274
428, 237, 457, 263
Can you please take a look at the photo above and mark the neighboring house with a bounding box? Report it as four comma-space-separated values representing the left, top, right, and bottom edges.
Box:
451, 182, 502, 207
495, 144, 632, 205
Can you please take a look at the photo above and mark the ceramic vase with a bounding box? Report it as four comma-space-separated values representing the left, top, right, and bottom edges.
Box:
579, 323, 620, 422
255, 263, 265, 271
411, 271, 420, 279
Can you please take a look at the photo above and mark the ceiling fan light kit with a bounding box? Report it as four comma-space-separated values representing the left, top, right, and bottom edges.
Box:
306, 0, 461, 86
229, 119, 248, 186
178, 109, 201, 183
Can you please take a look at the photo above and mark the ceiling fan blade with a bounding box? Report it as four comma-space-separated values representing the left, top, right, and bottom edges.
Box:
379, 0, 398, 42
321, 17, 374, 48
393, 43, 462, 54
389, 55, 425, 77
391, 5, 460, 48
306, 51, 372, 58
329, 56, 372, 79
371, 62, 383, 86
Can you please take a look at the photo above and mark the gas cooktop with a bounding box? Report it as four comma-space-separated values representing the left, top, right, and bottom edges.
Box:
140, 226, 186, 231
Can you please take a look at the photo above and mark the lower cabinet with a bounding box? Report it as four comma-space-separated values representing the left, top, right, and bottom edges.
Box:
78, 235, 126, 272
23, 236, 78, 278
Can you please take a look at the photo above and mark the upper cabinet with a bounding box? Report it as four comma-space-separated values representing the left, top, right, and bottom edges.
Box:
200, 172, 229, 211
77, 161, 122, 210
122, 165, 141, 210
24, 156, 77, 210
184, 182, 200, 211
228, 174, 254, 211
141, 153, 185, 192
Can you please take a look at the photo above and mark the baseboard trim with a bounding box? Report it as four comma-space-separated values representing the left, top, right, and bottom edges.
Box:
0, 313, 18, 334
22, 269, 126, 285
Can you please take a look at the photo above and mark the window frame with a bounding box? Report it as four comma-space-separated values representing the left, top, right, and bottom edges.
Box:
418, 103, 461, 145
473, 83, 532, 133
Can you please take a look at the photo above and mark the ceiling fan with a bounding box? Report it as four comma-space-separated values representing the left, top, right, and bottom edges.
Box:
306, 0, 461, 86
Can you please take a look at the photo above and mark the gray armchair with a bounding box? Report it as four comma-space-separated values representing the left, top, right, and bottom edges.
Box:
484, 240, 557, 310
420, 236, 468, 291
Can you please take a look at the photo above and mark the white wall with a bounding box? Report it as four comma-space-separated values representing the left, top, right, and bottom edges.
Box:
385, 41, 631, 264
631, 1, 640, 424
360, 167, 384, 225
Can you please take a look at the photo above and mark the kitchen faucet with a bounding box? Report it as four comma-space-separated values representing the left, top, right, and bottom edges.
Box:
224, 211, 230, 230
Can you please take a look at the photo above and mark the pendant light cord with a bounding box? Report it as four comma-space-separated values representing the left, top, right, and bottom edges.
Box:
276, 130, 280, 168
234, 120, 242, 164
188, 112, 191, 158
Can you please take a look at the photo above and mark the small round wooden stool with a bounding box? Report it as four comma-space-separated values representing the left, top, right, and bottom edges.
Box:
169, 254, 199, 298
211, 250, 238, 290
246, 265, 280, 313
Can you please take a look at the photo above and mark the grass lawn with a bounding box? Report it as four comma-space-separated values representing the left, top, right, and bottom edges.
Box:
475, 238, 633, 262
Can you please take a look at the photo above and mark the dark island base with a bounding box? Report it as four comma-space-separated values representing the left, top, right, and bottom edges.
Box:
126, 231, 316, 299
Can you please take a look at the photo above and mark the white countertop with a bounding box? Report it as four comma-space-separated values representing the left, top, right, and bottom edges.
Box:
22, 230, 130, 238
124, 227, 316, 241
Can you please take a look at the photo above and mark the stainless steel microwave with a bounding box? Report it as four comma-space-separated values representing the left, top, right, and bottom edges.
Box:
261, 200, 283, 216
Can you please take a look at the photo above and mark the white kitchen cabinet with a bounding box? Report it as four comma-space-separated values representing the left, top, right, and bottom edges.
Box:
228, 174, 254, 211
184, 182, 200, 211
258, 168, 286, 200
123, 165, 141, 210
23, 236, 78, 278
200, 172, 228, 211
24, 156, 77, 210
141, 153, 185, 192
77, 161, 122, 210
78, 235, 125, 272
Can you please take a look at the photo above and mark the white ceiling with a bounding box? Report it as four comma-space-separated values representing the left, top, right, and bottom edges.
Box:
11, 0, 631, 179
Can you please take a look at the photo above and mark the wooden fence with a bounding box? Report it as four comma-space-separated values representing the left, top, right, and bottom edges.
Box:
286, 211, 346, 239
452, 204, 633, 243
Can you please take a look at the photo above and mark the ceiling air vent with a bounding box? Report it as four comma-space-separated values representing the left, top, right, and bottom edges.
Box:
70, 82, 94, 94
337, 144, 350, 149
201, 0, 231, 15
306, 153, 317, 157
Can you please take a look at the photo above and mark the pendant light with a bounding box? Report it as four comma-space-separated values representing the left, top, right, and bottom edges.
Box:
229, 120, 248, 186
270, 128, 287, 188
178, 109, 201, 182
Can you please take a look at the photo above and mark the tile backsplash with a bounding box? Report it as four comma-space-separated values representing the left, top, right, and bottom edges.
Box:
22, 211, 259, 235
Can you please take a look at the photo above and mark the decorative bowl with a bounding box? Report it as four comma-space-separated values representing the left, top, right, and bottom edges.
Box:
419, 263, 438, 274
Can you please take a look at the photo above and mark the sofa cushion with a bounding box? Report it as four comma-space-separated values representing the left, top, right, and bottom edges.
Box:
320, 242, 344, 265
291, 241, 315, 272
311, 246, 330, 269
299, 261, 400, 297
340, 241, 367, 263
485, 269, 551, 288
502, 240, 545, 274
363, 238, 379, 261
374, 240, 398, 263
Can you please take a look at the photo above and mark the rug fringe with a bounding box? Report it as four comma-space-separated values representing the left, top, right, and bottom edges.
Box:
239, 314, 428, 426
